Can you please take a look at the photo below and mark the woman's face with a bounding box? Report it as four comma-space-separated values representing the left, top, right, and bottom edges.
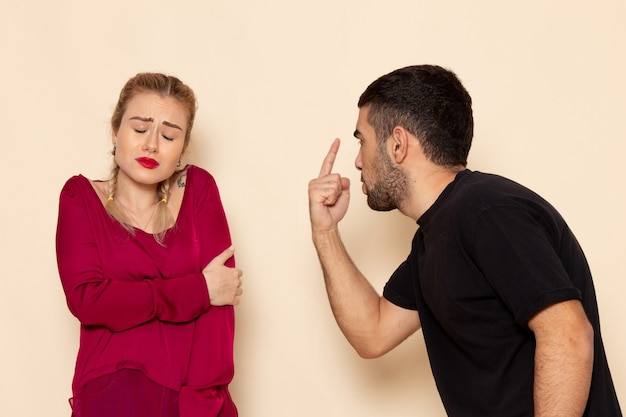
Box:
113, 92, 188, 188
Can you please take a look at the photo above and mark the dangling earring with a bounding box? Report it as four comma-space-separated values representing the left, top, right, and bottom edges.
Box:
112, 144, 117, 156
177, 159, 182, 168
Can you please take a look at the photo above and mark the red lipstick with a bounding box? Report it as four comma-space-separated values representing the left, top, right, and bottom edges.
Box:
136, 157, 160, 169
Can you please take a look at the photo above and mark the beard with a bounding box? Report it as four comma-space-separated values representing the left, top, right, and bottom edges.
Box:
365, 151, 408, 212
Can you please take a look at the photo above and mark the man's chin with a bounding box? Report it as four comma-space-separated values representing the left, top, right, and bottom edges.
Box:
366, 196, 397, 212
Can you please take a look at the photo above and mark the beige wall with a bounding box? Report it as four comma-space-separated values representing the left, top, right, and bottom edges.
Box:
1, 1, 624, 416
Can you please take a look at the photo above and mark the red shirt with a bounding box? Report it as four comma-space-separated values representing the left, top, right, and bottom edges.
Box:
56, 165, 237, 416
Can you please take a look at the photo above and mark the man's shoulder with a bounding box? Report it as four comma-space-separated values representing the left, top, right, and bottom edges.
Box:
455, 170, 536, 201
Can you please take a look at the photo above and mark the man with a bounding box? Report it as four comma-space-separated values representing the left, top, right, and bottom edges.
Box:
308, 65, 622, 416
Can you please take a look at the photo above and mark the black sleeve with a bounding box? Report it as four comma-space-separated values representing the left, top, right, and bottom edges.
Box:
472, 205, 581, 326
383, 258, 419, 311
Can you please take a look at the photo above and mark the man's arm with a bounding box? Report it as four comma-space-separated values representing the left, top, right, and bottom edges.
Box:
312, 227, 420, 357
308, 139, 420, 358
528, 299, 594, 416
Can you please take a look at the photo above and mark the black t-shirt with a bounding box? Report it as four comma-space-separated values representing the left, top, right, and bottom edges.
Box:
384, 169, 621, 417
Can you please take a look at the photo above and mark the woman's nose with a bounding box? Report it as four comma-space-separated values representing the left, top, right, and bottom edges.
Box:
143, 132, 159, 153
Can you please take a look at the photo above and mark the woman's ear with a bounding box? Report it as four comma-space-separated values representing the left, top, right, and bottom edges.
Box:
390, 126, 409, 163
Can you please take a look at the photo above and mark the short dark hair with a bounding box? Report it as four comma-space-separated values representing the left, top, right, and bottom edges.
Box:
358, 65, 473, 167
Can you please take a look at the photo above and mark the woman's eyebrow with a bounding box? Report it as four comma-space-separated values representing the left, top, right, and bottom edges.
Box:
129, 116, 182, 131
162, 121, 183, 131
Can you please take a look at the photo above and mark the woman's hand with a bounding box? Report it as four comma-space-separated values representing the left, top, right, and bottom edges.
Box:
202, 247, 243, 306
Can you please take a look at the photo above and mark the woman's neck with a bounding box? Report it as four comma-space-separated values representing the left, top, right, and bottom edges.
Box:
112, 177, 160, 211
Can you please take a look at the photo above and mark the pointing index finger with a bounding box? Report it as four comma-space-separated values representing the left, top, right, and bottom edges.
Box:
318, 138, 341, 177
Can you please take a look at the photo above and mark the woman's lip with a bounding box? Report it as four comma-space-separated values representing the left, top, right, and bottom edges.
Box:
136, 157, 160, 169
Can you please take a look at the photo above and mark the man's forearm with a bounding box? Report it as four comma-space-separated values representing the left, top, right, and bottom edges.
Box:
313, 228, 386, 357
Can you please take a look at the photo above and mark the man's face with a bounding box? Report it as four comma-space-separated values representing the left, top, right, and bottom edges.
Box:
354, 106, 408, 212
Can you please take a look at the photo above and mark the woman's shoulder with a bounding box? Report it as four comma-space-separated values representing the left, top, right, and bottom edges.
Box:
60, 174, 107, 203
61, 174, 91, 195
186, 164, 214, 179
185, 164, 218, 188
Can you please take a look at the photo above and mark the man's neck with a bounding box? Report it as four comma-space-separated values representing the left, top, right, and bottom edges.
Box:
399, 165, 464, 221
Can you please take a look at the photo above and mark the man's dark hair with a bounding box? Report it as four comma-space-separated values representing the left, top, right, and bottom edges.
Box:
358, 65, 473, 167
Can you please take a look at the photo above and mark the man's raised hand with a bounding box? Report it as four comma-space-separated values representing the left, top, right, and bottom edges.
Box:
308, 139, 351, 233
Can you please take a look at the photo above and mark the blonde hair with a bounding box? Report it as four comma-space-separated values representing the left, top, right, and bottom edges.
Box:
106, 73, 197, 244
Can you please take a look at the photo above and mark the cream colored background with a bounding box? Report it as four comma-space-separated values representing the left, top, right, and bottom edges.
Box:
1, 1, 624, 416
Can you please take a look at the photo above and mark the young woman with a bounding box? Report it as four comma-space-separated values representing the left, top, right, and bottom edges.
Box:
56, 73, 242, 417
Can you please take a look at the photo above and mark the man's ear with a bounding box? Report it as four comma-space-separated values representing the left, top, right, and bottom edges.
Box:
390, 126, 409, 164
